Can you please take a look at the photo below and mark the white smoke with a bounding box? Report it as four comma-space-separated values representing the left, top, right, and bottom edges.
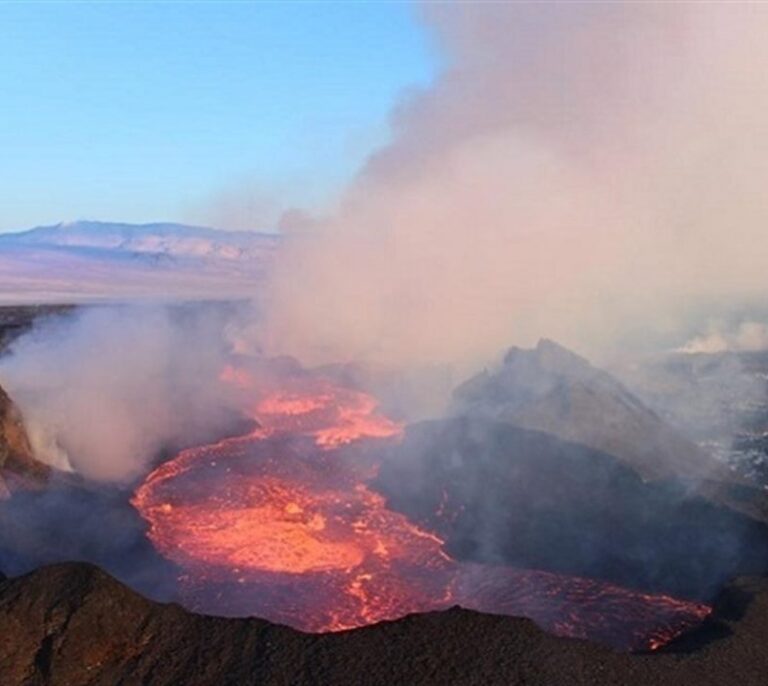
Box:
0, 305, 240, 482
258, 3, 768, 373
680, 321, 768, 355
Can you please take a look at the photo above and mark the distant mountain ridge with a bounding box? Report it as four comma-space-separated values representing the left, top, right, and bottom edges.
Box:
0, 221, 278, 260
0, 221, 279, 303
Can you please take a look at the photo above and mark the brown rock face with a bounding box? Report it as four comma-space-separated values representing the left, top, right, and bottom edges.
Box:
2, 562, 768, 686
0, 385, 49, 495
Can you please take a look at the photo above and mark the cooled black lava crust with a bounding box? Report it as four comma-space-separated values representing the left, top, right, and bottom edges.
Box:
375, 417, 768, 600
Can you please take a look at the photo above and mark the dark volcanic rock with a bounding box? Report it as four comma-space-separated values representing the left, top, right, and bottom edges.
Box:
0, 482, 179, 602
3, 562, 768, 685
375, 418, 768, 599
453, 339, 726, 482
452, 339, 768, 526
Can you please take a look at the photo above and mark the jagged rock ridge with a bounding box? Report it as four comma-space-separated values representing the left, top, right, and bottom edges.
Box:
453, 339, 723, 482
451, 339, 768, 525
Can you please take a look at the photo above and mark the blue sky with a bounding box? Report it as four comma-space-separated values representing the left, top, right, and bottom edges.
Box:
0, 2, 436, 233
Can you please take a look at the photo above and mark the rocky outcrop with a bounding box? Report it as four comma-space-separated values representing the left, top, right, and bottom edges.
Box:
376, 419, 768, 599
2, 562, 768, 685
453, 339, 724, 482
372, 343, 768, 598
452, 339, 768, 524
0, 384, 49, 497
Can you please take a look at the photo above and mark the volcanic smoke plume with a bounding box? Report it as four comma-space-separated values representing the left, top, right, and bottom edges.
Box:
260, 3, 768, 371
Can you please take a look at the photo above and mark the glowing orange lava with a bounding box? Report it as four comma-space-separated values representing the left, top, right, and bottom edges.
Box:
132, 369, 710, 649
252, 381, 402, 449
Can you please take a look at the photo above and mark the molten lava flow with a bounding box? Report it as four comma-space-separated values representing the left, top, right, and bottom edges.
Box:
252, 381, 402, 449
133, 370, 710, 649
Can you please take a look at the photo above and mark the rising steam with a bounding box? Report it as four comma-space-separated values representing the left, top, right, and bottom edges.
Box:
0, 305, 240, 481
680, 320, 768, 355
261, 3, 768, 371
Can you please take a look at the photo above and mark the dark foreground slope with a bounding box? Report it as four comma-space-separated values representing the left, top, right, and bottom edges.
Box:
2, 563, 768, 686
